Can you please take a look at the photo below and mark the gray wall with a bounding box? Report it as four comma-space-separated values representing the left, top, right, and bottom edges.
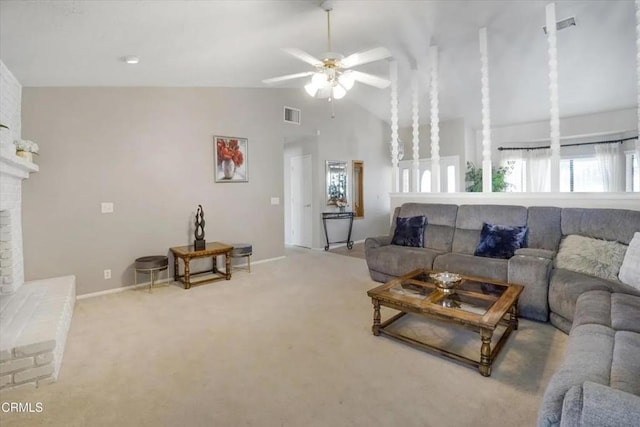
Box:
21, 87, 390, 294
283, 98, 392, 249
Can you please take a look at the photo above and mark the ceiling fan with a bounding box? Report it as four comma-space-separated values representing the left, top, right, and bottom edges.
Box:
262, 0, 392, 100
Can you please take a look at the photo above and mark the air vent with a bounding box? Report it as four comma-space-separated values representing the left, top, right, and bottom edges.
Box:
284, 106, 301, 125
542, 17, 576, 34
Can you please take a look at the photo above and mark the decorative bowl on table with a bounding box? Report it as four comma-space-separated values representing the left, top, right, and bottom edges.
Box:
430, 272, 462, 295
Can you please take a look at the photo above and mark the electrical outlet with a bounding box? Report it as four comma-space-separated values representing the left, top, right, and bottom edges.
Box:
104, 269, 111, 279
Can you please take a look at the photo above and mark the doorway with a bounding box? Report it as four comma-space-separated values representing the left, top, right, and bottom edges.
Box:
290, 154, 312, 248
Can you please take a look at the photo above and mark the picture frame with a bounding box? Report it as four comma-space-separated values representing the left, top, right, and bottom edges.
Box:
214, 136, 248, 183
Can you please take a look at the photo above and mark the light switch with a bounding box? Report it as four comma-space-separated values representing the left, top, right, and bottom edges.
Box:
101, 202, 114, 213
270, 197, 280, 205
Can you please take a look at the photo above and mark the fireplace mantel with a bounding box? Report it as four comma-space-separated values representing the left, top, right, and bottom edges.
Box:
0, 149, 39, 180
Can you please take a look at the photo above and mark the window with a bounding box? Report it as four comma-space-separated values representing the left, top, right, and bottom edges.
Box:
503, 159, 527, 192
626, 152, 639, 192
421, 170, 431, 192
401, 168, 410, 193
446, 165, 456, 193
560, 157, 604, 192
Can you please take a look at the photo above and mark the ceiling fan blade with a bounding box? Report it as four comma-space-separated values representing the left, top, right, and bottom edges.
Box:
341, 47, 392, 69
281, 48, 323, 67
262, 71, 314, 85
349, 70, 391, 89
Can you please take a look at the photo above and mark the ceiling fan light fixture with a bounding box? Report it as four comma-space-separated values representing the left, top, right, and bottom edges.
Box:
332, 84, 346, 100
338, 72, 354, 90
311, 72, 328, 87
305, 82, 319, 97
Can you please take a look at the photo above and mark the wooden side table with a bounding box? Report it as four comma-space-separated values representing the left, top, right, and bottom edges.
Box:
170, 242, 233, 289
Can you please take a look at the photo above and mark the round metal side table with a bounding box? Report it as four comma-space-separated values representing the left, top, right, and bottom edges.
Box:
134, 255, 169, 292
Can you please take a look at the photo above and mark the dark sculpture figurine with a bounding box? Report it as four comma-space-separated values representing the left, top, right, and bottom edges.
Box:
194, 204, 206, 250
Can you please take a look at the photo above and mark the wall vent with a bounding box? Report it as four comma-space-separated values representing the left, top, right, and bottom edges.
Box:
542, 17, 576, 34
284, 106, 301, 125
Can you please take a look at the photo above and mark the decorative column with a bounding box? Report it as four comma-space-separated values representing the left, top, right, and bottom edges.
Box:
546, 3, 561, 192
479, 27, 492, 193
412, 70, 420, 192
390, 60, 400, 192
429, 46, 441, 193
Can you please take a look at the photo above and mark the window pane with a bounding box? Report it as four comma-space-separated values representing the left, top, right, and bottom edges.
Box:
447, 165, 456, 193
402, 169, 409, 192
504, 160, 525, 192
634, 155, 639, 192
560, 159, 571, 192
421, 170, 431, 193
573, 158, 604, 192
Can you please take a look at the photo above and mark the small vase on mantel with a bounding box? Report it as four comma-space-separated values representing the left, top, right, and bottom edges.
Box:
16, 150, 33, 162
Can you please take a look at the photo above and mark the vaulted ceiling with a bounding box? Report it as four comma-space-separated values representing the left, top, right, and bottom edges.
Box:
0, 0, 635, 128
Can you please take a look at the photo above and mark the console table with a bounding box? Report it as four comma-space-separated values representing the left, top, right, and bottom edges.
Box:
322, 211, 354, 251
170, 242, 233, 289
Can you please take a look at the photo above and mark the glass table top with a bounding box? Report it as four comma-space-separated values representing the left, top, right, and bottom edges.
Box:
386, 271, 508, 316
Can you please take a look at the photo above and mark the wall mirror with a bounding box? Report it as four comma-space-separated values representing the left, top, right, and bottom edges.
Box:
352, 160, 364, 218
326, 160, 348, 205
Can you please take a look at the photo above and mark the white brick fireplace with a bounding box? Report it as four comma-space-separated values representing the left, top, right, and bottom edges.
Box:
0, 153, 36, 294
0, 151, 76, 392
0, 61, 76, 392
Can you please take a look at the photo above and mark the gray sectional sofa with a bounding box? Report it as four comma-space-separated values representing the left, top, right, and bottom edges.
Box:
364, 202, 640, 427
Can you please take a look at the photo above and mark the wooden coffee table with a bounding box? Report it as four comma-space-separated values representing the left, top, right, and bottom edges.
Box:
367, 269, 523, 376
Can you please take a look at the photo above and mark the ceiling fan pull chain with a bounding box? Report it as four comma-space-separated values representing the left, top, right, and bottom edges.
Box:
326, 9, 332, 53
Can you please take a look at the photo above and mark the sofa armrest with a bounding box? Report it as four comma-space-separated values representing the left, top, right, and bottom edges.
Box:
560, 381, 640, 427
508, 252, 553, 322
514, 248, 556, 260
365, 235, 392, 252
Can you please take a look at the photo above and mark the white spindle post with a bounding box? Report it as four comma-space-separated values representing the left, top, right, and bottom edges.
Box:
430, 46, 441, 193
480, 27, 492, 193
412, 71, 420, 192
390, 60, 400, 192
546, 3, 560, 192
636, 0, 640, 161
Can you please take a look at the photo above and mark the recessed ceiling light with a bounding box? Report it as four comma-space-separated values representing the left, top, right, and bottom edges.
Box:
123, 56, 139, 65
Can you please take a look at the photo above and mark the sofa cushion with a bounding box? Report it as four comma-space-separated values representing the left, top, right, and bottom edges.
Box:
432, 252, 508, 282
452, 204, 528, 254
554, 235, 627, 281
396, 203, 458, 251
527, 206, 562, 251
561, 208, 640, 245
366, 245, 443, 278
572, 290, 640, 334
391, 215, 426, 247
548, 269, 640, 325
474, 222, 528, 259
619, 232, 640, 290
560, 381, 640, 427
538, 323, 616, 427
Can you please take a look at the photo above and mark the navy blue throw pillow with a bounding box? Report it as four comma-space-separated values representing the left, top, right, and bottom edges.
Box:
474, 222, 528, 259
391, 215, 427, 247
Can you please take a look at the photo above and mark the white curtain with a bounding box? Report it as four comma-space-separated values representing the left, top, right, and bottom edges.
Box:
527, 148, 551, 192
636, 138, 640, 165
500, 149, 524, 192
594, 142, 622, 192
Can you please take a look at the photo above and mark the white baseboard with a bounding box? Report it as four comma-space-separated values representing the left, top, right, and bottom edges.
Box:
76, 279, 170, 300
77, 255, 287, 300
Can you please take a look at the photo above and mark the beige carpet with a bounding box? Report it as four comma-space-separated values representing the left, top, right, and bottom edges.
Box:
0, 248, 567, 427
329, 242, 365, 259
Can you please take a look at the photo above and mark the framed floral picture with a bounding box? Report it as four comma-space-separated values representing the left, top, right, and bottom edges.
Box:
214, 136, 248, 183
